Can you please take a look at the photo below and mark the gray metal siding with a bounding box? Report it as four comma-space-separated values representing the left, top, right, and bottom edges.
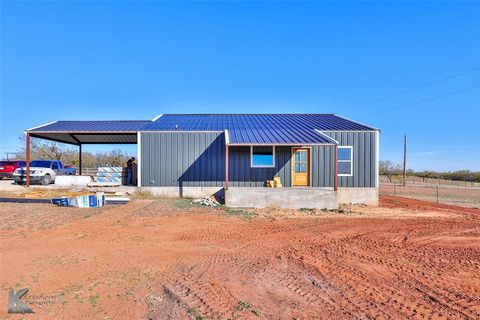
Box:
228, 146, 292, 187
140, 131, 377, 188
140, 132, 225, 187
322, 131, 378, 187
311, 145, 335, 187
140, 133, 293, 187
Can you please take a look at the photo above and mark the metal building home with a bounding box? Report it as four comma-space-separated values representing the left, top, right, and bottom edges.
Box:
25, 114, 380, 209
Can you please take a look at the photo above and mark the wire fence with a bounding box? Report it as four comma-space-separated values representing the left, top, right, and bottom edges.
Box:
380, 182, 480, 208
380, 175, 480, 188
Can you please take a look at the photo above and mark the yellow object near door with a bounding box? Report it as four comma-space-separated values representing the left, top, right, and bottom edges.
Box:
292, 148, 310, 186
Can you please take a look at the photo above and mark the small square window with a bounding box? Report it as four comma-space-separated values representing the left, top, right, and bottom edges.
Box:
251, 146, 275, 167
338, 146, 353, 176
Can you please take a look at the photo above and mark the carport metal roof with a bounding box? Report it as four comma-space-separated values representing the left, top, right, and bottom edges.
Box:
27, 120, 151, 145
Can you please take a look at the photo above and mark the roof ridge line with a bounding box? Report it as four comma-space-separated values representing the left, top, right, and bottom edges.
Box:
159, 113, 335, 115
25, 120, 58, 132
53, 120, 151, 122
332, 114, 380, 131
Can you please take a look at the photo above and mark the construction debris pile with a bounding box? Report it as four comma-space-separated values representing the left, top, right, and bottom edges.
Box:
50, 190, 131, 207
52, 192, 106, 208
192, 196, 221, 207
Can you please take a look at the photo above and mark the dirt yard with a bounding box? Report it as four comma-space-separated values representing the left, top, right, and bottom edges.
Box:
1, 196, 479, 319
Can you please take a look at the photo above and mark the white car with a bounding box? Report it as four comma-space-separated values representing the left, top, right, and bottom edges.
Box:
13, 160, 66, 185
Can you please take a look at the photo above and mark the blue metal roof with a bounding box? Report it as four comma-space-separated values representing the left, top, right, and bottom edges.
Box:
228, 129, 336, 144
27, 114, 377, 145
141, 114, 377, 144
143, 114, 377, 131
29, 120, 151, 132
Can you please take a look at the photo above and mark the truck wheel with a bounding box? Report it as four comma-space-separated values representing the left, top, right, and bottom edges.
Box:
42, 174, 51, 186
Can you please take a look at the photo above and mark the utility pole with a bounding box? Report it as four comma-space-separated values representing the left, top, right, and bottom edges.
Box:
403, 134, 407, 186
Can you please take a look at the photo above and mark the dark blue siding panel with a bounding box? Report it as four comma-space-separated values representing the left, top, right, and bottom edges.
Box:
141, 133, 294, 187
141, 133, 351, 189
312, 145, 335, 187
229, 146, 292, 187
140, 131, 377, 188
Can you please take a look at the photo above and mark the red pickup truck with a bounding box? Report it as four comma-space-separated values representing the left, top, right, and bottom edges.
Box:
0, 160, 26, 179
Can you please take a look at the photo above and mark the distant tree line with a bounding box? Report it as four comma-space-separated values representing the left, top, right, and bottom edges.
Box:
11, 136, 131, 168
380, 160, 480, 183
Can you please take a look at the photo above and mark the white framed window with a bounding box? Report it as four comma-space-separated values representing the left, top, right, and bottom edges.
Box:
251, 146, 275, 168
338, 146, 353, 176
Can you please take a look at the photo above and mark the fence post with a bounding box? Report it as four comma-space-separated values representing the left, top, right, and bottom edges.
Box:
436, 184, 439, 203
394, 184, 396, 197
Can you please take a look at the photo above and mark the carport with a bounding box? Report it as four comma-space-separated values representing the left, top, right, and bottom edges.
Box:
24, 120, 151, 187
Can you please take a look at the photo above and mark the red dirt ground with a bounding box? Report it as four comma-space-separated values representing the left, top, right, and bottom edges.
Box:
1, 196, 479, 319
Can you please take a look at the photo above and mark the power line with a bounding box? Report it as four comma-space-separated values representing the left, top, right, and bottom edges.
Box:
341, 67, 480, 112
361, 85, 480, 117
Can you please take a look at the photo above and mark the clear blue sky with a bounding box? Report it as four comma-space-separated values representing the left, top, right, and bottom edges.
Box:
1, 1, 479, 171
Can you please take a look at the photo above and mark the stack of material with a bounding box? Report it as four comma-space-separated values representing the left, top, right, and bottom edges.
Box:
55, 175, 92, 187
273, 176, 282, 187
266, 176, 283, 188
104, 191, 131, 205
96, 167, 124, 183
52, 192, 106, 208
192, 196, 220, 206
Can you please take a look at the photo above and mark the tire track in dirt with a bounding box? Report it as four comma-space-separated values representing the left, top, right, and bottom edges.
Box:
316, 229, 480, 319
152, 211, 480, 319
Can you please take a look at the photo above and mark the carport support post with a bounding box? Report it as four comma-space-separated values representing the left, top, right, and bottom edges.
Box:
79, 144, 82, 175
26, 132, 30, 187
334, 144, 338, 191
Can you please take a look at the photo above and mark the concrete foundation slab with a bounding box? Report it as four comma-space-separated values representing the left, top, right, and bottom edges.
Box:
138, 186, 224, 199
336, 187, 379, 205
225, 187, 338, 210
